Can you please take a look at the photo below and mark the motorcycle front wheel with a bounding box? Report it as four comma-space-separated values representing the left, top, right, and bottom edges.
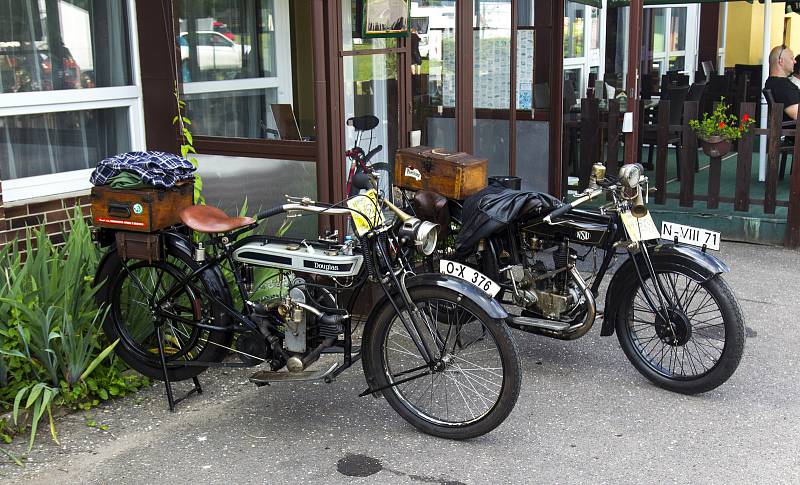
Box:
362, 286, 521, 439
615, 270, 745, 394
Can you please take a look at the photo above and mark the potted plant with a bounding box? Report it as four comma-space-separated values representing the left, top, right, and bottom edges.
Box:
689, 98, 755, 158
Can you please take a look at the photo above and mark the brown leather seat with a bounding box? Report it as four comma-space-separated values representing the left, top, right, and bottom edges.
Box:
179, 205, 255, 233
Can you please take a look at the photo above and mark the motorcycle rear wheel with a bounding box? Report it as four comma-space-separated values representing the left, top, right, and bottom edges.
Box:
363, 286, 521, 439
615, 270, 745, 394
101, 247, 230, 381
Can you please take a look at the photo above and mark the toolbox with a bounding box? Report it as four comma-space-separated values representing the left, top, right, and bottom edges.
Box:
90, 181, 193, 233
394, 146, 487, 200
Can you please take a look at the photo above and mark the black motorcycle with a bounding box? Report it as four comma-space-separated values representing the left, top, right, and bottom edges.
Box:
402, 162, 745, 394
93, 176, 521, 439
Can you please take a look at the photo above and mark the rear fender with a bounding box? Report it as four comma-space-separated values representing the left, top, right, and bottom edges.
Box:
600, 244, 730, 336
93, 230, 234, 310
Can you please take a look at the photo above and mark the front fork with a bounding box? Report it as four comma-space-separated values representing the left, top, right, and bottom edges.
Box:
367, 233, 439, 367
629, 242, 680, 329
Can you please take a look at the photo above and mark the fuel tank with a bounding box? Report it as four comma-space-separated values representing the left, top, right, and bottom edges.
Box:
233, 241, 364, 278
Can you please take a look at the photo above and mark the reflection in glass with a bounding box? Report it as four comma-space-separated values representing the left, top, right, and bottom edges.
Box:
343, 53, 399, 193
179, 0, 315, 140
651, 8, 667, 54
0, 108, 130, 180
670, 7, 687, 52
564, 2, 585, 59
0, 0, 131, 93
410, 0, 456, 152
474, 0, 511, 176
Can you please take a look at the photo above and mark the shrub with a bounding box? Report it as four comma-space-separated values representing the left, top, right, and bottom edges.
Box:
0, 208, 148, 453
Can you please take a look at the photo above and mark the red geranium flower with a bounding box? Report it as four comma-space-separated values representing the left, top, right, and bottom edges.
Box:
742, 114, 750, 122
719, 121, 726, 128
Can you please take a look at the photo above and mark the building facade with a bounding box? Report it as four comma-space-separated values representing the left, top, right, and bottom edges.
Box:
1, 0, 763, 245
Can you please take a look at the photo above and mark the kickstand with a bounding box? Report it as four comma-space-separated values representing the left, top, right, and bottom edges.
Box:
156, 326, 203, 412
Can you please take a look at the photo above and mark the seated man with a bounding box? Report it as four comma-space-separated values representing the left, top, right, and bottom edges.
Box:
791, 55, 800, 91
765, 45, 800, 121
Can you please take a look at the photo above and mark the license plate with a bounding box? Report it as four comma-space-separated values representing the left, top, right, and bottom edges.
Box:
620, 211, 661, 242
660, 221, 721, 251
439, 260, 501, 297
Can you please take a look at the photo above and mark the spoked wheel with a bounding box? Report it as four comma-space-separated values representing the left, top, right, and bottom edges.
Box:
616, 270, 745, 394
363, 286, 521, 439
102, 248, 230, 381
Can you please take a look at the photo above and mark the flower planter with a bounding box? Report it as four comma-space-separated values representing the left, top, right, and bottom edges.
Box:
700, 136, 733, 158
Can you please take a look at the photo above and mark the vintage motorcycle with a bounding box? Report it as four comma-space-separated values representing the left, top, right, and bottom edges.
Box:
92, 175, 521, 440
401, 162, 745, 394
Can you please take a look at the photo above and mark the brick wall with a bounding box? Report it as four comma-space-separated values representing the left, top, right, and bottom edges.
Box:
0, 190, 92, 247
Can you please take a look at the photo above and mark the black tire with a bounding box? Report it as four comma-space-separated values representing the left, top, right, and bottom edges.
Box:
362, 286, 521, 439
615, 270, 745, 394
100, 246, 231, 381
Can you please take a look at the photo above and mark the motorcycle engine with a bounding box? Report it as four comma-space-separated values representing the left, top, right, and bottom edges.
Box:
238, 275, 346, 371
511, 244, 585, 321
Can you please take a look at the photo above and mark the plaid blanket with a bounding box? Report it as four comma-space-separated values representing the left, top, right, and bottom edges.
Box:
90, 151, 195, 188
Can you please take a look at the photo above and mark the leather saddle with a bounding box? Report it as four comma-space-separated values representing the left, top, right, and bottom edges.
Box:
179, 205, 255, 233
412, 190, 451, 240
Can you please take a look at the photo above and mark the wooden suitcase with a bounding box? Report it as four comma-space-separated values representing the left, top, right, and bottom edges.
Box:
394, 146, 487, 200
90, 181, 193, 233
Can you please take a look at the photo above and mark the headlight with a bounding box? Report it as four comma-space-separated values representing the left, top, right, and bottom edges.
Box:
399, 218, 439, 256
618, 163, 644, 188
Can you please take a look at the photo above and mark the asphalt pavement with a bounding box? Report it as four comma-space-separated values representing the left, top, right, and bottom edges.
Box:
1, 241, 798, 484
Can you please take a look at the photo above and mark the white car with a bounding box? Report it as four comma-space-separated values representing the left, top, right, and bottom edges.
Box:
179, 31, 251, 72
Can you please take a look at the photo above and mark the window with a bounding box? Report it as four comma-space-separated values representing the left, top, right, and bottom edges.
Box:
0, 0, 142, 203
180, 0, 315, 141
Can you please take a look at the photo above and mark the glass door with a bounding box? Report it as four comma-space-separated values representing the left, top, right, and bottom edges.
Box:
410, 0, 457, 151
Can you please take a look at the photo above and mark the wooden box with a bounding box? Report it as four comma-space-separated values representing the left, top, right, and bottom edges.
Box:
394, 146, 487, 200
90, 182, 193, 233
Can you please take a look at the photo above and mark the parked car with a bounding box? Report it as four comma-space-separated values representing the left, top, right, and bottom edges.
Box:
179, 31, 251, 73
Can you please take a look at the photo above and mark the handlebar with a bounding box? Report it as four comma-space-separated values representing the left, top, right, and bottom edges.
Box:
255, 205, 287, 220
364, 144, 383, 164
543, 188, 603, 224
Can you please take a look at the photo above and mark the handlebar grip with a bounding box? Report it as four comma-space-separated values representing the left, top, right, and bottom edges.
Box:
364, 144, 383, 163
255, 205, 286, 221
544, 202, 573, 223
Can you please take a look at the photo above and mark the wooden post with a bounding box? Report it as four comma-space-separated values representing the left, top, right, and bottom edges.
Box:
624, 0, 644, 165
680, 101, 699, 207
655, 100, 670, 205
607, 99, 621, 168
579, 97, 600, 191
735, 103, 756, 212
786, 121, 800, 248
765, 104, 782, 215
707, 155, 722, 209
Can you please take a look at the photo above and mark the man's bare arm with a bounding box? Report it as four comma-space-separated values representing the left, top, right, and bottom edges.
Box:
785, 103, 799, 120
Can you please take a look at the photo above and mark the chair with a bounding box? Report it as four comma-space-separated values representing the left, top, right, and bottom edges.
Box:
687, 81, 706, 104
269, 104, 302, 141
642, 85, 690, 178
762, 89, 795, 180
702, 61, 715, 79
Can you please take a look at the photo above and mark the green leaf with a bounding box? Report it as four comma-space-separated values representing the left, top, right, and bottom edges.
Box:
79, 339, 119, 382
182, 117, 192, 125
86, 419, 97, 428
13, 386, 29, 425
26, 382, 45, 409
0, 349, 26, 358
172, 115, 179, 124
97, 388, 108, 400
0, 446, 23, 467
48, 405, 59, 445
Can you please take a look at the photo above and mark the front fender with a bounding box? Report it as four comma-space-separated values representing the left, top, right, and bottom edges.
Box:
362, 273, 508, 333
600, 243, 730, 336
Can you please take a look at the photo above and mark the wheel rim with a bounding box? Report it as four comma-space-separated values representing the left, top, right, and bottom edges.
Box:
627, 272, 726, 380
382, 298, 505, 427
112, 261, 209, 364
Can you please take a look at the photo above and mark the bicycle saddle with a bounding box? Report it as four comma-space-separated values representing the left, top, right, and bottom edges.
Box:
179, 205, 255, 233
347, 115, 379, 132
